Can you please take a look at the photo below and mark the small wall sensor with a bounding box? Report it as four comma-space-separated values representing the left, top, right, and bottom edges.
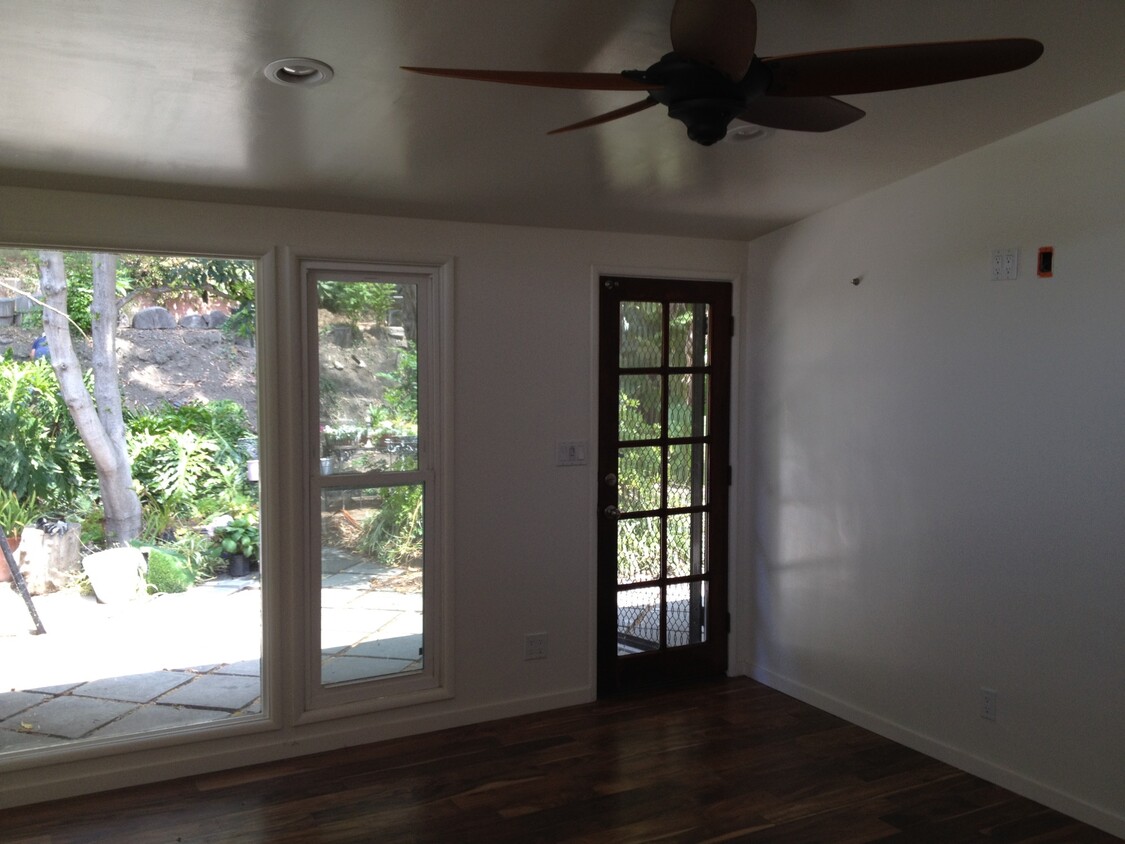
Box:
851, 277, 862, 286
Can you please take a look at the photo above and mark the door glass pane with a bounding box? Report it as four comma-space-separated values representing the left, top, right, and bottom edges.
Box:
668, 302, 710, 367
320, 486, 424, 686
619, 301, 662, 368
668, 373, 708, 438
317, 280, 418, 474
667, 512, 708, 578
666, 443, 708, 509
667, 581, 707, 647
618, 446, 661, 513
619, 374, 662, 441
617, 516, 661, 585
617, 586, 661, 653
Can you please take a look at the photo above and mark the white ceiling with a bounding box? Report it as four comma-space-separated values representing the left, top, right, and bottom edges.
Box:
1, 1, 1123, 241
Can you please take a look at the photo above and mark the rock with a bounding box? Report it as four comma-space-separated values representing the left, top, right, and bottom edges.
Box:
178, 314, 207, 329
329, 324, 356, 347
186, 330, 222, 347
205, 310, 228, 329
132, 306, 176, 329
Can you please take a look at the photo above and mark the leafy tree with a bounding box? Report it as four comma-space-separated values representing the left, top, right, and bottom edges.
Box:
318, 281, 393, 326
118, 255, 255, 309
39, 251, 142, 543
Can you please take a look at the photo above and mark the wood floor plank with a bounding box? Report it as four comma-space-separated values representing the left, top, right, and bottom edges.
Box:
1, 678, 1117, 843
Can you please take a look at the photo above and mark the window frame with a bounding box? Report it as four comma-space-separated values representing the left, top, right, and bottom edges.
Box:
298, 259, 453, 719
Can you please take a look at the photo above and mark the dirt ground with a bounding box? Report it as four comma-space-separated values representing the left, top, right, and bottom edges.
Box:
1, 324, 259, 429
0, 316, 401, 435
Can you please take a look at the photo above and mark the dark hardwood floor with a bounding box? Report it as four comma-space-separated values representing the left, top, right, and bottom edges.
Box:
2, 678, 1117, 843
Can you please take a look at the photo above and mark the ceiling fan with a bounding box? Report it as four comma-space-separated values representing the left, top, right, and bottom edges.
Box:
403, 0, 1043, 146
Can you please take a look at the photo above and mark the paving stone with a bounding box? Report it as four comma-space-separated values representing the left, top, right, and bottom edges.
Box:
159, 673, 261, 711
91, 704, 235, 738
24, 682, 83, 695
2, 696, 136, 739
375, 611, 424, 638
72, 671, 193, 703
321, 655, 413, 685
320, 588, 366, 609
321, 608, 400, 645
344, 633, 423, 661
347, 591, 423, 612
213, 659, 260, 677
321, 572, 373, 589
0, 727, 68, 752
0, 691, 49, 721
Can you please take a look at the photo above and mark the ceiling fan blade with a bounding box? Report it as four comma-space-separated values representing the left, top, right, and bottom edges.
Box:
763, 38, 1044, 97
737, 96, 865, 132
402, 67, 660, 92
670, 0, 758, 80
548, 98, 659, 135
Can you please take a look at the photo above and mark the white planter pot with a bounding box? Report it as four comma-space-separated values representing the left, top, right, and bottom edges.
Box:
82, 547, 147, 604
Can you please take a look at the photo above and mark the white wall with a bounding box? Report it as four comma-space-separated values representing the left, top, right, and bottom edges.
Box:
0, 187, 746, 805
740, 92, 1125, 835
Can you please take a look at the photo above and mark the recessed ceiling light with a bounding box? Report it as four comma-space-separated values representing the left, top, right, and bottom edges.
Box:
725, 123, 774, 144
264, 57, 334, 87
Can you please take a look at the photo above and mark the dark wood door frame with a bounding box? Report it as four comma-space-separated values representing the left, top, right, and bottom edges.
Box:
597, 275, 732, 696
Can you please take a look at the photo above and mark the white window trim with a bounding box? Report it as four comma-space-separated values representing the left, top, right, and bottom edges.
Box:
297, 258, 454, 721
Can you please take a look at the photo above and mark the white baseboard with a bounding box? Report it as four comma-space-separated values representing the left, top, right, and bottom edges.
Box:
742, 662, 1124, 839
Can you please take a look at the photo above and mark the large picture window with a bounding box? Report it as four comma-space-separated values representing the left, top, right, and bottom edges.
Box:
0, 247, 263, 753
303, 261, 446, 710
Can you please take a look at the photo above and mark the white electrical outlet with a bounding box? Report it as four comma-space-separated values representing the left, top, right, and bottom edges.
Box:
991, 248, 1019, 280
991, 249, 1004, 280
525, 632, 548, 660
1002, 247, 1019, 279
981, 688, 998, 721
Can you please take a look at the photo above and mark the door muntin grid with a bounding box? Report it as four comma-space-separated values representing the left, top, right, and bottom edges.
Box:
613, 298, 712, 653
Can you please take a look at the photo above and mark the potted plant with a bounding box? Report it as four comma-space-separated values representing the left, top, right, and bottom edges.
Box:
211, 516, 259, 577
0, 491, 36, 582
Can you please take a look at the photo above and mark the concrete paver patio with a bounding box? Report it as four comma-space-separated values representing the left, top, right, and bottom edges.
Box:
0, 549, 422, 753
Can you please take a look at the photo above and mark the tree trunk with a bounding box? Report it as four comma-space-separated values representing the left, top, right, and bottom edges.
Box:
39, 251, 142, 544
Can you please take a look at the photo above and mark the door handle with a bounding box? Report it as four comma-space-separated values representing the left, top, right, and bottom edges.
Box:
604, 505, 620, 520
603, 473, 617, 487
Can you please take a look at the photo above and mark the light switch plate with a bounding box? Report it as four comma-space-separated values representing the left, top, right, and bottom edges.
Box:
556, 441, 588, 466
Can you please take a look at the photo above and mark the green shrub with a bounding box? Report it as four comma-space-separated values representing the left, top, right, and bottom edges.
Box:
0, 358, 92, 513
357, 484, 423, 567
128, 400, 256, 521
0, 490, 39, 536
377, 344, 417, 424
357, 342, 422, 566
222, 301, 255, 342
144, 546, 194, 594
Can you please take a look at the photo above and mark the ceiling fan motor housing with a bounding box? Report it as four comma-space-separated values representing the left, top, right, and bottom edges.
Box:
629, 54, 770, 145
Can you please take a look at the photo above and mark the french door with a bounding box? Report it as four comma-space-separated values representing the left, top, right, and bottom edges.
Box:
597, 276, 732, 695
